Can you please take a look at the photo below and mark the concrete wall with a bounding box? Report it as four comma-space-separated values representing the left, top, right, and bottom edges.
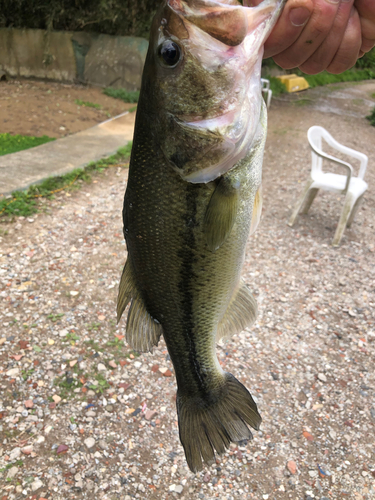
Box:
0, 28, 148, 90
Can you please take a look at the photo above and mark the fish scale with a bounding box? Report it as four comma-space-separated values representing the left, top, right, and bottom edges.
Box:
118, 0, 287, 472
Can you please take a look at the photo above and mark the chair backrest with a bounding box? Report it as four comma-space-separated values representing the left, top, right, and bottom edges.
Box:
307, 126, 324, 174
307, 126, 368, 179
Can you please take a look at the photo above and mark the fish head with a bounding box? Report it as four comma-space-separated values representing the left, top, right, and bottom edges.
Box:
142, 0, 285, 183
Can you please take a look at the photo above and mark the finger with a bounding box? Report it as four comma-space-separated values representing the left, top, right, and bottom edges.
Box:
327, 7, 362, 73
355, 0, 375, 52
261, 0, 314, 59
299, 0, 356, 74
272, 0, 343, 70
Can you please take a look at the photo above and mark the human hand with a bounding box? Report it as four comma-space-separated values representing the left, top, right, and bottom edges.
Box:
249, 0, 364, 74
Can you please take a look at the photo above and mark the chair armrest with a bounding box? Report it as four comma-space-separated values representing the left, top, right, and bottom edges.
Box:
309, 143, 353, 193
319, 131, 368, 180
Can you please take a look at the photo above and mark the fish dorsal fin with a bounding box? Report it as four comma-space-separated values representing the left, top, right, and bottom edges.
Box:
217, 281, 258, 341
117, 259, 163, 352
204, 175, 240, 252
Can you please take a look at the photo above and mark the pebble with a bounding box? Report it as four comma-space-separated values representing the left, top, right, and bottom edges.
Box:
145, 409, 158, 420
6, 367, 19, 377
31, 479, 44, 491
7, 466, 19, 479
84, 437, 96, 449
21, 445, 33, 455
287, 460, 297, 474
52, 395, 61, 403
97, 363, 107, 371
317, 373, 327, 382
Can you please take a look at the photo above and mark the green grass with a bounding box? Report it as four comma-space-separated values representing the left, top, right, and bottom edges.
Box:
0, 142, 132, 219
103, 87, 140, 103
366, 106, 375, 126
300, 69, 375, 88
0, 133, 55, 156
74, 99, 102, 109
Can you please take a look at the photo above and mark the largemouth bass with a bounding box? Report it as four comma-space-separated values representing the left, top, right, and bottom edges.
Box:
118, 0, 286, 472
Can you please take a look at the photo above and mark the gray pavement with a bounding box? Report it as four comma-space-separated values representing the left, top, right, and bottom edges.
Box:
0, 111, 135, 195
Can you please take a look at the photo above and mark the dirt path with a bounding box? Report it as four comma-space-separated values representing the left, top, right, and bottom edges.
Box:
0, 79, 135, 139
0, 80, 374, 500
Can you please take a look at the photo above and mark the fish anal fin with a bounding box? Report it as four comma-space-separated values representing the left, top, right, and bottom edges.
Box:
217, 281, 258, 341
117, 259, 163, 352
204, 176, 240, 252
177, 372, 261, 473
117, 259, 136, 323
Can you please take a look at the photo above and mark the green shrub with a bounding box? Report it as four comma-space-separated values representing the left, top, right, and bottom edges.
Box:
366, 106, 375, 126
303, 69, 375, 88
355, 48, 375, 70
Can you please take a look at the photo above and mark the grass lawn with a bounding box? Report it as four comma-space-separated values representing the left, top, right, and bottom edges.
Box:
0, 133, 55, 156
0, 143, 132, 218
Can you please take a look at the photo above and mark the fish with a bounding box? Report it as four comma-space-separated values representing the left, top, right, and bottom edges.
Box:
117, 0, 286, 472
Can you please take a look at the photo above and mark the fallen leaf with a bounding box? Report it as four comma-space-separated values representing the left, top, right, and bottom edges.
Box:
56, 444, 69, 455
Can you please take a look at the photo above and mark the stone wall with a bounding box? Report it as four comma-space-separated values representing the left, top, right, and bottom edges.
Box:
0, 28, 148, 90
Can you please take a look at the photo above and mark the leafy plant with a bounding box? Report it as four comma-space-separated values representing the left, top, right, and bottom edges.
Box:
75, 99, 101, 109
47, 313, 65, 322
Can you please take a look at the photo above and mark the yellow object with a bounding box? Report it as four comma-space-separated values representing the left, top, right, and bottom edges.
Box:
276, 74, 309, 93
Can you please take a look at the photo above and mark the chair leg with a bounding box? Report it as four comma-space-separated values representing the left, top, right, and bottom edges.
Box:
346, 193, 364, 228
288, 180, 315, 227
300, 188, 319, 214
332, 195, 354, 247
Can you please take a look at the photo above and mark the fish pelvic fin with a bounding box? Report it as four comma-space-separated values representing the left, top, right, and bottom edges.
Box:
217, 281, 258, 341
117, 259, 163, 352
177, 372, 261, 473
204, 175, 240, 252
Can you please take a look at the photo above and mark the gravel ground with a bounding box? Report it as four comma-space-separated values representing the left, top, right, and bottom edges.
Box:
0, 82, 375, 500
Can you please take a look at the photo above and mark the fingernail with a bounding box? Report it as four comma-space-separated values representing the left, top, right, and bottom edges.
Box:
289, 7, 311, 27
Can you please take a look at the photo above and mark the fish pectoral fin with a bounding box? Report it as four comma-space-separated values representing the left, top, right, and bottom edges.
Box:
177, 372, 261, 473
250, 184, 263, 236
117, 258, 163, 352
126, 296, 163, 353
217, 281, 258, 341
117, 258, 136, 323
204, 176, 240, 252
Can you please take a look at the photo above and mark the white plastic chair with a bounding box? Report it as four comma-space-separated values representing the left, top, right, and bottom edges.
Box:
261, 78, 272, 108
288, 126, 368, 246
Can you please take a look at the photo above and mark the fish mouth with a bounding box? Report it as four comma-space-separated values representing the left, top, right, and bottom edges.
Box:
165, 100, 256, 184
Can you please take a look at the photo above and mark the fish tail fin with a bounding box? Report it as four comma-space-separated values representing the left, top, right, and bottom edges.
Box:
177, 373, 261, 472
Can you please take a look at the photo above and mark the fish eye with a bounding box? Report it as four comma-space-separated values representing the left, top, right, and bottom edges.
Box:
158, 40, 181, 68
